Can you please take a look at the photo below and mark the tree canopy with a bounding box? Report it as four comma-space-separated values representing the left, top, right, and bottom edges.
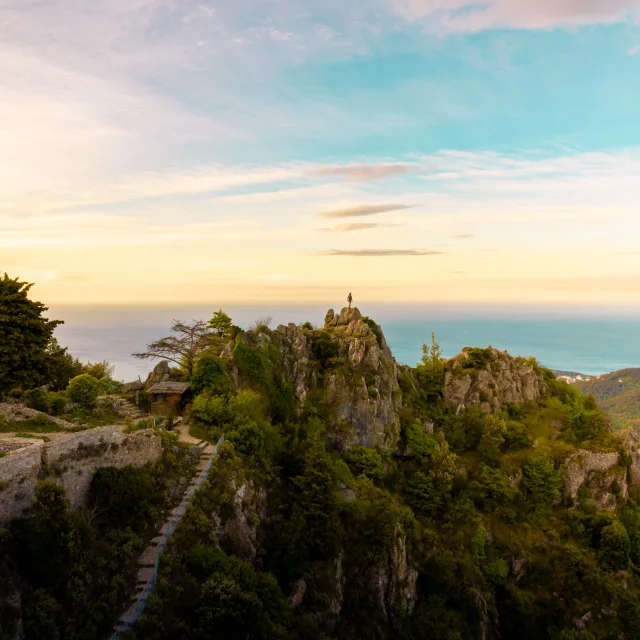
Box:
133, 319, 213, 378
209, 310, 233, 337
0, 273, 62, 394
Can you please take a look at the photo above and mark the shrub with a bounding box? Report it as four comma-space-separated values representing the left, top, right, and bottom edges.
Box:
484, 559, 509, 586
34, 413, 49, 427
311, 332, 339, 366
345, 446, 385, 481
503, 421, 532, 450
471, 525, 487, 557
599, 520, 630, 571
193, 391, 231, 425
191, 351, 233, 395
26, 388, 49, 413
521, 454, 561, 514
228, 389, 264, 423
48, 394, 67, 416
477, 415, 505, 467
66, 374, 100, 406
98, 377, 123, 395
404, 420, 437, 463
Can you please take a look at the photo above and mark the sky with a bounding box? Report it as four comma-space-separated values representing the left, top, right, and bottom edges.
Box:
3, 0, 640, 306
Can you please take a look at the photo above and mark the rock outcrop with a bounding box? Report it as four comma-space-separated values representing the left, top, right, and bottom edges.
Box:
444, 347, 547, 414
223, 308, 402, 451
563, 450, 627, 510
318, 308, 401, 450
370, 530, 419, 617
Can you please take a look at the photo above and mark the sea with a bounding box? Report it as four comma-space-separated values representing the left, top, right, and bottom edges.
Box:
50, 304, 640, 383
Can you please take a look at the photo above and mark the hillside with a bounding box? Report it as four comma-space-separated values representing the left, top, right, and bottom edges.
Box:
3, 305, 640, 640
573, 368, 640, 430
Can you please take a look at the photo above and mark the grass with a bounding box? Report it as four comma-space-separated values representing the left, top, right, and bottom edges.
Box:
15, 432, 51, 442
0, 419, 64, 433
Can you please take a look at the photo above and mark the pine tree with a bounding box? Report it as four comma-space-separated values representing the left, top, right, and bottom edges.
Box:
0, 273, 62, 394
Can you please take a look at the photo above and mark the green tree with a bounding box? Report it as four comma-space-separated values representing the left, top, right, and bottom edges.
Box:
520, 454, 561, 513
477, 415, 505, 467
0, 273, 63, 394
346, 446, 385, 481
416, 332, 446, 400
191, 351, 233, 395
66, 373, 100, 406
46, 338, 84, 391
209, 309, 233, 337
599, 520, 630, 571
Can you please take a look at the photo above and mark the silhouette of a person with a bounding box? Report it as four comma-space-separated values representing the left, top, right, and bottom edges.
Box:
347, 292, 353, 309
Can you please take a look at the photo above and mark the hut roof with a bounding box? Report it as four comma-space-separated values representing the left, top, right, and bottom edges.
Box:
147, 382, 190, 395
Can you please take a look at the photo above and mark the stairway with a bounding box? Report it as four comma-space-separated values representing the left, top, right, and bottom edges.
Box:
111, 436, 222, 638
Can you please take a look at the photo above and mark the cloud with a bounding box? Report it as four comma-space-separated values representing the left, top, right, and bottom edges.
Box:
390, 0, 640, 32
452, 234, 474, 238
319, 204, 413, 218
318, 222, 400, 232
630, 45, 640, 56
318, 248, 445, 256
307, 164, 412, 181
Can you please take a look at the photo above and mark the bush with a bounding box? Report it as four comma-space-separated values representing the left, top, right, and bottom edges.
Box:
26, 388, 49, 412
48, 394, 67, 416
345, 446, 385, 481
484, 558, 509, 586
34, 413, 50, 427
599, 520, 630, 571
228, 389, 264, 423
191, 351, 233, 395
503, 421, 532, 450
66, 374, 100, 406
98, 377, 123, 395
520, 454, 561, 516
311, 332, 339, 366
193, 391, 231, 425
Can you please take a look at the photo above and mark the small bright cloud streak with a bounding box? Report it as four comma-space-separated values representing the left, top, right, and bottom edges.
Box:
319, 204, 413, 218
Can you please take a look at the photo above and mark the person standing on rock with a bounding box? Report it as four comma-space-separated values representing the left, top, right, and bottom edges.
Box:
347, 292, 353, 309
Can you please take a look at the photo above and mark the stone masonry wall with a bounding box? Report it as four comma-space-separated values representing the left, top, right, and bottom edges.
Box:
0, 438, 45, 522
0, 426, 163, 521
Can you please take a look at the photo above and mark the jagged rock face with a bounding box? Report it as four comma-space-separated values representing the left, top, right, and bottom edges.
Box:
370, 529, 418, 618
563, 450, 627, 511
214, 476, 267, 561
276, 323, 317, 405
620, 427, 640, 486
145, 360, 171, 386
444, 347, 547, 414
319, 308, 401, 449
225, 308, 402, 451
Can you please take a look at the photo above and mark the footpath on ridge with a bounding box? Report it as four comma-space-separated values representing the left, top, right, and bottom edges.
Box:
110, 429, 224, 639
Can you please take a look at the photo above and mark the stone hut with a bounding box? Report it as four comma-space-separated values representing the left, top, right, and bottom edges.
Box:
147, 381, 190, 417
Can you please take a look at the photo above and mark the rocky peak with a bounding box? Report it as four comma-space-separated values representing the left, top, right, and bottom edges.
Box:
444, 347, 547, 413
324, 306, 363, 328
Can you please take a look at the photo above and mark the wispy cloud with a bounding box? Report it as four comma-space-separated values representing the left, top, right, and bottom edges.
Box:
319, 204, 413, 218
452, 234, 474, 238
391, 0, 640, 32
629, 45, 640, 56
318, 222, 400, 232
307, 164, 412, 181
318, 248, 445, 256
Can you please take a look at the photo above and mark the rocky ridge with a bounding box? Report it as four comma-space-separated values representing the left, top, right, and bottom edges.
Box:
444, 347, 547, 414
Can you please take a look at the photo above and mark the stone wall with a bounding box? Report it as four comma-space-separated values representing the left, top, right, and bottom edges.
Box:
0, 438, 45, 522
0, 426, 163, 521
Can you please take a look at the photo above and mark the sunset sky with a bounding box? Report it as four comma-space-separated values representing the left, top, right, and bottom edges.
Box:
3, 0, 640, 305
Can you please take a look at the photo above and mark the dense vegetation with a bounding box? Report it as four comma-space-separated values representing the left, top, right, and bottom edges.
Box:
3, 283, 640, 640
573, 368, 640, 430
0, 432, 196, 640
116, 328, 640, 640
